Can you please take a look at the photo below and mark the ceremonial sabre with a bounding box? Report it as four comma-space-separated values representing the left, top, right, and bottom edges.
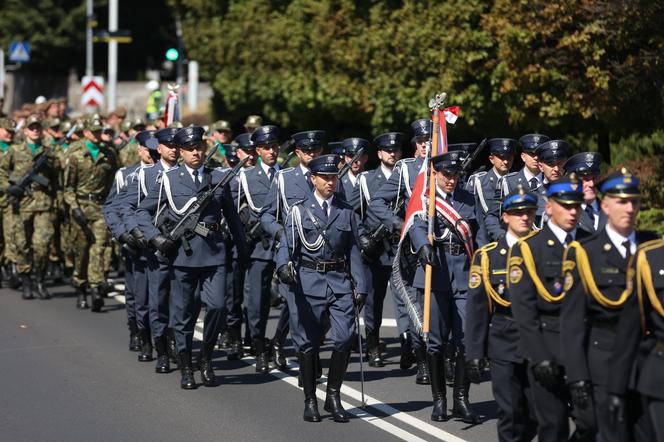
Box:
423, 92, 447, 343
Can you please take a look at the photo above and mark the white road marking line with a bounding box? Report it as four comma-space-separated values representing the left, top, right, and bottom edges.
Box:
109, 292, 467, 442
359, 318, 397, 328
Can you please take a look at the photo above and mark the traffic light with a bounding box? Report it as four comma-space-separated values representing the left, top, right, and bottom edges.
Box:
165, 48, 179, 61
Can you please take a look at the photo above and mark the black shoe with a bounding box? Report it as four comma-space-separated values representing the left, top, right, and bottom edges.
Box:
445, 343, 456, 386
299, 352, 321, 422
155, 335, 170, 373
8, 264, 20, 289
76, 285, 88, 309
399, 332, 415, 370
271, 338, 287, 369
428, 352, 448, 421
138, 330, 153, 362
451, 349, 481, 424
227, 329, 243, 361
179, 352, 197, 390
90, 286, 104, 312
218, 330, 231, 350
35, 278, 51, 300
415, 347, 430, 385
21, 274, 34, 300
366, 333, 385, 367
324, 350, 350, 423
254, 338, 270, 373
129, 334, 141, 351
199, 345, 216, 387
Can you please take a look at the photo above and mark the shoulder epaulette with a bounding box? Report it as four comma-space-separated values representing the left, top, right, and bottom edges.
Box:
469, 171, 487, 181
519, 230, 540, 243
291, 198, 307, 207
279, 167, 295, 175
505, 171, 519, 177
638, 237, 664, 253
244, 165, 256, 172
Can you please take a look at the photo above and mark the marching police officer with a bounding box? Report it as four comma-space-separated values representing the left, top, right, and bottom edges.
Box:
337, 137, 368, 208
501, 134, 550, 193
469, 138, 516, 246
102, 130, 156, 355
608, 233, 664, 440
355, 133, 402, 367
261, 130, 325, 371
411, 151, 480, 423
562, 168, 656, 441
466, 186, 539, 441
236, 125, 281, 372
275, 154, 368, 423
123, 126, 181, 371
508, 174, 593, 441
564, 151, 606, 233
135, 126, 246, 389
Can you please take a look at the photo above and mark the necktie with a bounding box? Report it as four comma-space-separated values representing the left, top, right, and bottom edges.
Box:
192, 169, 200, 189
268, 167, 276, 182
321, 201, 329, 222
585, 204, 595, 225
529, 177, 538, 190
564, 233, 573, 247
622, 240, 632, 261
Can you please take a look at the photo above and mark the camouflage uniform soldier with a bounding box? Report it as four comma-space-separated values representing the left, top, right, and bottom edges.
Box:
118, 118, 146, 167
0, 118, 18, 286
244, 115, 262, 134
0, 115, 61, 300
63, 116, 118, 311
207, 120, 233, 167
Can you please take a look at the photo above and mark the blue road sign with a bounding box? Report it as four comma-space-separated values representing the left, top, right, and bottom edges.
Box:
9, 41, 30, 63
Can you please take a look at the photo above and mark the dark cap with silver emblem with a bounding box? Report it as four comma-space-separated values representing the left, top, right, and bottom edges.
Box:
235, 133, 255, 151
154, 127, 179, 145
309, 154, 343, 175
174, 126, 205, 148
341, 137, 370, 156
564, 151, 602, 176
519, 133, 550, 153
373, 132, 404, 151
250, 125, 279, 146
431, 151, 463, 173
535, 139, 569, 164
292, 130, 326, 151
488, 138, 517, 156
411, 119, 432, 138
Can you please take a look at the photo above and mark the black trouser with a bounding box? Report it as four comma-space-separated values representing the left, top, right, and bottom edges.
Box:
491, 359, 538, 442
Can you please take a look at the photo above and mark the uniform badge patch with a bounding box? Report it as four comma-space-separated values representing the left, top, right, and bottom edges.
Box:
469, 272, 481, 289
509, 266, 523, 284
564, 271, 574, 292
547, 239, 555, 247
603, 243, 611, 252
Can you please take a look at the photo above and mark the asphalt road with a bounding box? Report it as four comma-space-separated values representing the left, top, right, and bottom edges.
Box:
0, 281, 500, 441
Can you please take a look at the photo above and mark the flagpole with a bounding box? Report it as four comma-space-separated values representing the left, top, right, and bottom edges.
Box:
423, 92, 446, 342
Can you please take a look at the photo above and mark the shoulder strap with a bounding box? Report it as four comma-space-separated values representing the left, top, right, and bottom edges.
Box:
518, 238, 566, 303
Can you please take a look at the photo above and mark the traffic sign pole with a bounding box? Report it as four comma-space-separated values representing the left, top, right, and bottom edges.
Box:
107, 0, 118, 111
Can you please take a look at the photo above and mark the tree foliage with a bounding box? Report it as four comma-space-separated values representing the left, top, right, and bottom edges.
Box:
179, 0, 664, 158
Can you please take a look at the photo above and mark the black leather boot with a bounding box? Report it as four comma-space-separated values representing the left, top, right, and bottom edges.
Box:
445, 342, 456, 386
90, 286, 104, 312
199, 344, 216, 386
451, 349, 481, 424
299, 352, 321, 422
76, 285, 88, 309
21, 274, 34, 300
218, 330, 231, 350
35, 273, 51, 300
254, 338, 270, 373
179, 352, 197, 389
399, 332, 415, 370
128, 319, 141, 351
138, 329, 153, 362
366, 333, 385, 368
271, 327, 287, 369
227, 328, 244, 361
315, 351, 322, 379
324, 350, 350, 422
428, 352, 448, 422
415, 347, 430, 385
167, 328, 178, 365
154, 335, 170, 373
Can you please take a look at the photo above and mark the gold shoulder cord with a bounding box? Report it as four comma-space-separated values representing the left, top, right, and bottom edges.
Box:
470, 243, 499, 312
565, 241, 634, 309
481, 245, 511, 307
519, 239, 566, 303
637, 239, 664, 333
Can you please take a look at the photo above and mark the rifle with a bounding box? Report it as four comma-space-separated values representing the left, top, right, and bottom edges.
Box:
337, 148, 364, 179
360, 198, 405, 262
279, 139, 296, 168
8, 145, 56, 213
461, 138, 487, 174
57, 123, 79, 145
159, 156, 249, 256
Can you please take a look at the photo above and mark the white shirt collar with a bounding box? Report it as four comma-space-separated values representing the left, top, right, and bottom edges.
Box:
160, 158, 177, 171
505, 231, 519, 248
491, 167, 506, 179
380, 164, 393, 181
523, 167, 543, 184
547, 220, 576, 245
260, 161, 279, 176
184, 163, 205, 181
435, 185, 452, 200
313, 192, 333, 214
299, 164, 310, 176
581, 200, 600, 229
605, 224, 636, 258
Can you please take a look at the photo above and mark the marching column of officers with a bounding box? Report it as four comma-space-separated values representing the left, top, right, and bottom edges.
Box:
1, 105, 662, 440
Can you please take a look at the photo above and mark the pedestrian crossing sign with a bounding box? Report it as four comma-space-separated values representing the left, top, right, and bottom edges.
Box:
9, 41, 30, 63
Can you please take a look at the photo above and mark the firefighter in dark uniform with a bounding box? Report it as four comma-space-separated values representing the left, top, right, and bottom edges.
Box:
561, 167, 657, 441
508, 174, 593, 441
466, 185, 539, 441
275, 154, 368, 423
